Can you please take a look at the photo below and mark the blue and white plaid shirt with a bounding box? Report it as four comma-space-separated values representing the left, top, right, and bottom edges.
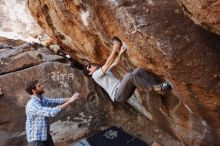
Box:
26, 95, 64, 142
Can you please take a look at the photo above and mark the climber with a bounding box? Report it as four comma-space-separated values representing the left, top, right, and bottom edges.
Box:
25, 80, 81, 146
83, 36, 171, 102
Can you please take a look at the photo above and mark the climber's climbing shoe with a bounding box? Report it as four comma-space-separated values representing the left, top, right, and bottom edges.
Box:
153, 82, 172, 95
161, 81, 172, 91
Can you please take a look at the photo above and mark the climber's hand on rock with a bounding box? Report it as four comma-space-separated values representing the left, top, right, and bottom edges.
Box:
113, 40, 121, 51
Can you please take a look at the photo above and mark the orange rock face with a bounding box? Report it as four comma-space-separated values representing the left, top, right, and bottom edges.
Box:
27, 0, 220, 145
178, 0, 220, 35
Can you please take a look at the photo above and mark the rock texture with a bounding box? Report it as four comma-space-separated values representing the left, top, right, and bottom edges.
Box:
27, 0, 220, 145
177, 0, 220, 35
0, 38, 184, 146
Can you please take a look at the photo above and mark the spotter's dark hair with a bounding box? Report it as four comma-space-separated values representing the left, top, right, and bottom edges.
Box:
25, 80, 38, 95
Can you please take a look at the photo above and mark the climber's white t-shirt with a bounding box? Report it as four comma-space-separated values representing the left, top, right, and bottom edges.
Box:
92, 68, 120, 101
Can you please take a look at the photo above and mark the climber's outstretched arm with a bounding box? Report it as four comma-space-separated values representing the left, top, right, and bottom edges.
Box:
108, 46, 127, 70
101, 41, 121, 73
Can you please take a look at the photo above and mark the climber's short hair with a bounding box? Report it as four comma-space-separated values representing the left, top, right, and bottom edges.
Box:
25, 80, 38, 95
83, 64, 92, 78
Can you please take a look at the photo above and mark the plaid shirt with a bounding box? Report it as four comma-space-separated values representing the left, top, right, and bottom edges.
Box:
26, 95, 64, 142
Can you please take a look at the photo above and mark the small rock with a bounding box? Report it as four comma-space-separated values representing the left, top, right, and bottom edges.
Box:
174, 9, 181, 14
49, 44, 61, 53
158, 133, 163, 139
154, 129, 159, 133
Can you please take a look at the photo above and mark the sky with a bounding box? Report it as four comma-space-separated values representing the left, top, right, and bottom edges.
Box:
0, 0, 43, 42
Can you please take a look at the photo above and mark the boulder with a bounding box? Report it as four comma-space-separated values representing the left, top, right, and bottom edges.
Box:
177, 0, 220, 35
27, 0, 220, 145
0, 38, 184, 146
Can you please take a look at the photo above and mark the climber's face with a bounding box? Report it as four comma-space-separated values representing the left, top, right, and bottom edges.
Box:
33, 83, 45, 95
87, 64, 97, 75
